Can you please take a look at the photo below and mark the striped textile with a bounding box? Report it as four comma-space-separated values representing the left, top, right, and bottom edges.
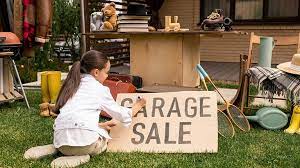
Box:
248, 66, 300, 104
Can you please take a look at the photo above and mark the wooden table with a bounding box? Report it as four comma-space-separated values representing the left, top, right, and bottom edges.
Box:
85, 31, 246, 87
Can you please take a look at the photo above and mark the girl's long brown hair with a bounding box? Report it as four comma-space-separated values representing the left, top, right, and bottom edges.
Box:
53, 50, 108, 114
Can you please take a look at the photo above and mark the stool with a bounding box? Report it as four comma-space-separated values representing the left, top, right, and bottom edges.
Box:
0, 51, 30, 108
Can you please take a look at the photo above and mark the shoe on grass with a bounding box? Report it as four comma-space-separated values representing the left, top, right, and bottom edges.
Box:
39, 102, 50, 117
51, 155, 90, 168
49, 103, 58, 117
24, 144, 58, 160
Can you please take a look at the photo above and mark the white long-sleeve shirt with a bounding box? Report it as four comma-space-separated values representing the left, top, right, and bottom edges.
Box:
53, 74, 132, 148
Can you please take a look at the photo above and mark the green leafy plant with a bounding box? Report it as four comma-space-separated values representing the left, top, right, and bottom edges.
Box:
52, 0, 81, 62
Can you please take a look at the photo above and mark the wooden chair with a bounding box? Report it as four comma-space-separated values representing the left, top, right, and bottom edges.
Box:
240, 32, 300, 113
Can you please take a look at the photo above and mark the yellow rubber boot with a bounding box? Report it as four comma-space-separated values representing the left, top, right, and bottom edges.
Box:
47, 71, 61, 104
41, 72, 50, 103
297, 128, 300, 135
284, 105, 300, 134
295, 105, 300, 134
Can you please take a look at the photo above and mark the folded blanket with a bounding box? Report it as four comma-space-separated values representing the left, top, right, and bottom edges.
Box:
248, 66, 300, 104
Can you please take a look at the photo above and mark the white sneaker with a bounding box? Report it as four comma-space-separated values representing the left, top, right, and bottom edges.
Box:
24, 144, 58, 160
51, 155, 90, 168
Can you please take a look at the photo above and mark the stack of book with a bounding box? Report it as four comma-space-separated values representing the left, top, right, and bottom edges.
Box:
117, 15, 150, 32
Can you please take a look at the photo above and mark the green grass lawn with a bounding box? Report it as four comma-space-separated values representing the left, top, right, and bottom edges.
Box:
0, 91, 300, 168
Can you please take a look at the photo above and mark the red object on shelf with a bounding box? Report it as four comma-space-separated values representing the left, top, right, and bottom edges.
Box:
107, 73, 143, 88
101, 79, 136, 118
103, 79, 136, 100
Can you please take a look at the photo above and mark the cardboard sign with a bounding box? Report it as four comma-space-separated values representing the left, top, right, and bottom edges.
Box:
107, 91, 218, 153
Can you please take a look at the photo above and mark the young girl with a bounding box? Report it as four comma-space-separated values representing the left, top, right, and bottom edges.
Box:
24, 50, 146, 167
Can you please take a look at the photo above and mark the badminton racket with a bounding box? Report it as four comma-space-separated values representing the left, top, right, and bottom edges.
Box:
197, 64, 250, 132
196, 66, 235, 138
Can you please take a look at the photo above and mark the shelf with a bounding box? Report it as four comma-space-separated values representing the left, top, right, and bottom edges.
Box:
110, 56, 130, 61
83, 30, 248, 39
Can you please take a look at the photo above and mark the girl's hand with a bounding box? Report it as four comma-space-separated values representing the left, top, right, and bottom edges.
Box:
136, 98, 146, 108
132, 98, 146, 116
99, 119, 118, 131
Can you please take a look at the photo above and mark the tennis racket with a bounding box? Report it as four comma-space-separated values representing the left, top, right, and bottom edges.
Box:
196, 65, 235, 138
197, 64, 250, 132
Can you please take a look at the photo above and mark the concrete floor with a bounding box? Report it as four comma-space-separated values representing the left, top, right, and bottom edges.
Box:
201, 61, 240, 82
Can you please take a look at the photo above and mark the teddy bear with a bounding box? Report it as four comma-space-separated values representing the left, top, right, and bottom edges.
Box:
90, 12, 103, 31
100, 2, 117, 31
